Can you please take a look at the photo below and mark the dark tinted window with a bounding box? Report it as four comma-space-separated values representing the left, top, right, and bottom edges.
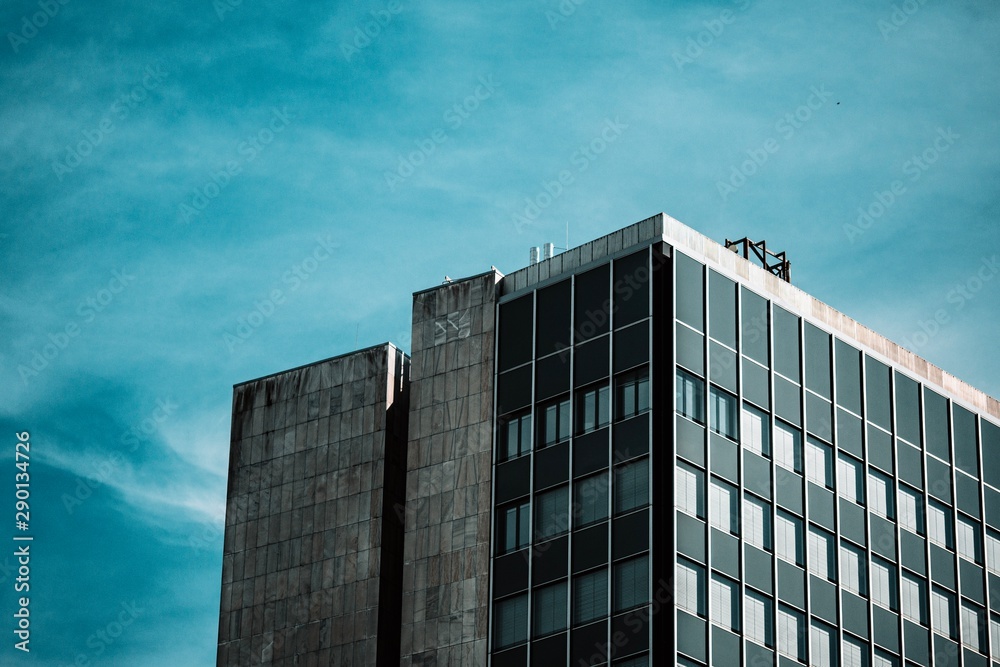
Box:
895, 372, 921, 445
953, 405, 978, 477
498, 295, 533, 371
575, 264, 610, 343
676, 253, 704, 331
924, 388, 950, 462
834, 340, 861, 414
536, 280, 571, 357
982, 420, 1000, 491
708, 270, 736, 348
773, 306, 800, 381
865, 357, 892, 431
804, 323, 831, 399
741, 287, 769, 365
613, 250, 650, 328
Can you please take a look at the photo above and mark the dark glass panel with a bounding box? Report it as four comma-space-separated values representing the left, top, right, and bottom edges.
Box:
676, 324, 704, 376
834, 339, 862, 414
575, 264, 611, 343
806, 392, 833, 442
836, 408, 863, 459
536, 279, 571, 357
498, 295, 533, 372
709, 341, 738, 393
804, 323, 831, 399
868, 424, 893, 474
675, 252, 704, 332
898, 440, 923, 490
774, 375, 801, 426
982, 420, 1000, 491
924, 388, 950, 462
741, 287, 769, 366
708, 270, 737, 348
574, 335, 610, 387
613, 321, 649, 373
536, 352, 570, 402
613, 250, 650, 329
895, 372, 921, 445
773, 306, 800, 381
953, 404, 978, 477
742, 358, 770, 410
865, 356, 892, 431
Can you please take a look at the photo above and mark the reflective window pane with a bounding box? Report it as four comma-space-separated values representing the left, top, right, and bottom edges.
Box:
676, 253, 704, 331
708, 270, 737, 348
741, 287, 769, 366
773, 306, 800, 381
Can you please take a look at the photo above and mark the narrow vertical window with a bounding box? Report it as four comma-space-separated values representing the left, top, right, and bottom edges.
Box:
574, 473, 608, 528
957, 517, 981, 563
539, 397, 570, 448
775, 511, 803, 565
499, 410, 532, 461
535, 487, 569, 541
615, 555, 650, 612
899, 485, 924, 535
774, 421, 802, 473
533, 581, 568, 637
675, 558, 704, 616
744, 590, 773, 647
676, 369, 705, 424
494, 594, 528, 648
871, 558, 897, 610
709, 478, 739, 535
497, 501, 530, 554
709, 386, 738, 440
614, 458, 650, 515
805, 437, 833, 488
841, 542, 867, 595
807, 527, 835, 582
744, 494, 771, 550
709, 574, 739, 631
573, 569, 608, 624
777, 605, 805, 661
961, 603, 985, 652
742, 403, 770, 456
901, 574, 927, 624
615, 368, 649, 421
838, 455, 864, 504
868, 469, 893, 518
931, 588, 956, 638
577, 384, 610, 434
927, 501, 952, 548
676, 462, 705, 518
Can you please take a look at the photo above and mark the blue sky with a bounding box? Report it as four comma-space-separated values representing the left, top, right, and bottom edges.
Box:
0, 0, 997, 663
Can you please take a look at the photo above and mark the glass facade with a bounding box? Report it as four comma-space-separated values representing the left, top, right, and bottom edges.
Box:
668, 248, 1000, 667
491, 240, 1000, 667
491, 248, 654, 667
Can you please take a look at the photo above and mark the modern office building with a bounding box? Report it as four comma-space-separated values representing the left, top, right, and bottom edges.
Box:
219, 213, 1000, 666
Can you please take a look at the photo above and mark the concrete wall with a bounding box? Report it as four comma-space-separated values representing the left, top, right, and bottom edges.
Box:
399, 271, 501, 666
218, 344, 409, 666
